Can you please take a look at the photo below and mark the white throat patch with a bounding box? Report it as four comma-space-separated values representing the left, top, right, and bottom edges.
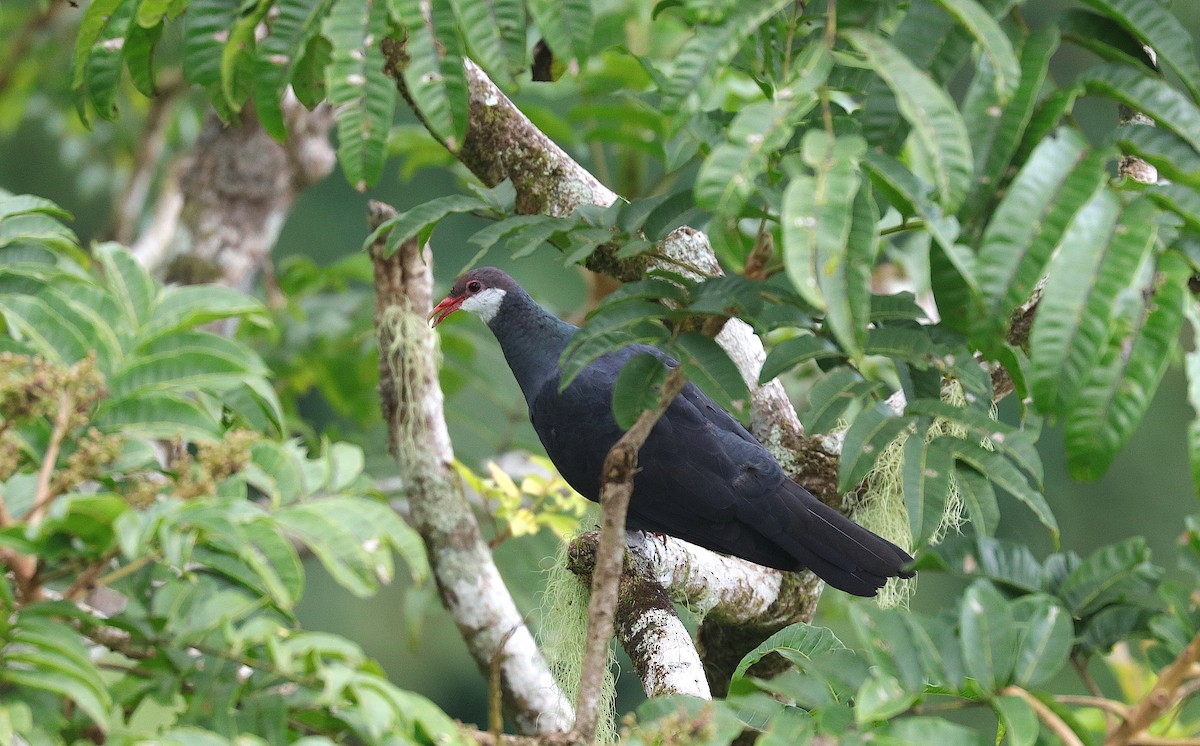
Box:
460, 287, 507, 323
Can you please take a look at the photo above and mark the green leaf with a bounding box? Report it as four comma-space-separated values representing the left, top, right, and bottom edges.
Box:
848, 605, 927, 690
1076, 0, 1200, 102
1011, 595, 1072, 687
951, 439, 1057, 538
960, 579, 1016, 691
367, 194, 490, 257
1061, 9, 1156, 69
94, 242, 158, 330
903, 436, 952, 545
1081, 64, 1200, 154
142, 284, 267, 342
1, 616, 111, 730
993, 695, 1039, 746
670, 332, 748, 415
256, 0, 331, 139
695, 45, 829, 216
660, 0, 791, 111
0, 194, 72, 222
838, 401, 913, 492
731, 622, 848, 683
109, 348, 258, 398
949, 451, 1000, 535
1064, 253, 1187, 481
527, 0, 592, 64
183, 0, 241, 120
394, 0, 469, 150
71, 0, 125, 88
879, 716, 991, 746
855, 671, 916, 724
975, 130, 1108, 346
1148, 184, 1200, 232
801, 367, 880, 435
93, 392, 222, 440
905, 399, 1043, 485
324, 0, 397, 190
79, 0, 137, 120
124, 21, 163, 99
1031, 194, 1157, 413
844, 29, 973, 211
1056, 538, 1160, 618
450, 0, 524, 84
930, 0, 1019, 102
782, 131, 868, 355
292, 33, 332, 108
0, 212, 81, 254
612, 353, 668, 430
759, 335, 842, 384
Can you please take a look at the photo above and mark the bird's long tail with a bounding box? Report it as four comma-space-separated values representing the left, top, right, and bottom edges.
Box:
771, 480, 915, 597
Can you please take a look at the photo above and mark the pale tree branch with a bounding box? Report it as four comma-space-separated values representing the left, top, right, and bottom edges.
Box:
1105, 631, 1200, 746
368, 201, 573, 736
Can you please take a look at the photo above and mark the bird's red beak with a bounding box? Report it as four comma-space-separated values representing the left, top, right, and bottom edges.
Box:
428, 295, 463, 327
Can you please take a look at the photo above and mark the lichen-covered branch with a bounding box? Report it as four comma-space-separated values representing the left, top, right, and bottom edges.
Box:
368, 201, 573, 735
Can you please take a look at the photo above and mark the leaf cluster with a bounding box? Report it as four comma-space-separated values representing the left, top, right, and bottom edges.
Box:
0, 196, 449, 744
626, 526, 1200, 746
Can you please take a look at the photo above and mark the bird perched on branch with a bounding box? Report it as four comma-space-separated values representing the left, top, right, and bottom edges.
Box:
429, 267, 914, 596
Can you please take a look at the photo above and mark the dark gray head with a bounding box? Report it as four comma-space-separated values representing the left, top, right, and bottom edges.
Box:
428, 267, 524, 327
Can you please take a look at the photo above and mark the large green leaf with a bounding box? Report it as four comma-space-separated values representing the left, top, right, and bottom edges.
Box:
948, 449, 1000, 535
109, 348, 259, 399
1076, 0, 1200, 102
731, 622, 848, 683
1030, 194, 1156, 413
1011, 595, 1072, 687
255, 0, 331, 138
959, 579, 1016, 691
324, 0, 397, 190
1064, 252, 1187, 480
93, 392, 223, 440
367, 194, 491, 257
845, 29, 973, 211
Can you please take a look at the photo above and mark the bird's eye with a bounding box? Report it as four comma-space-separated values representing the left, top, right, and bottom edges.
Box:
466, 280, 482, 293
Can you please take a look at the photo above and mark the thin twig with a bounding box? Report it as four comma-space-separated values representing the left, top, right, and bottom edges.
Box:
1002, 685, 1086, 746
573, 367, 687, 742
26, 390, 72, 525
1055, 694, 1129, 718
491, 624, 522, 746
63, 550, 120, 602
